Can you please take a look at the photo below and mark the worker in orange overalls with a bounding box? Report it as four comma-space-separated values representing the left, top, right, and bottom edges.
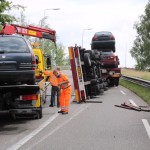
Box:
53, 69, 72, 114
44, 67, 60, 107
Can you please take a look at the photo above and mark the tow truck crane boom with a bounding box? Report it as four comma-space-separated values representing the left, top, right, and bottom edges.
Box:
0, 24, 56, 42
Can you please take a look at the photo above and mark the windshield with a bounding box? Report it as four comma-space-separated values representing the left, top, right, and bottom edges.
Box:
0, 36, 30, 53
96, 31, 112, 36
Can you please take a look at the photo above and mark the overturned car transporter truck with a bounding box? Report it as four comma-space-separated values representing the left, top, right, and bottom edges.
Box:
68, 31, 121, 102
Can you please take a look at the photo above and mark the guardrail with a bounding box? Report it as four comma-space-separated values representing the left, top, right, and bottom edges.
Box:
121, 75, 150, 88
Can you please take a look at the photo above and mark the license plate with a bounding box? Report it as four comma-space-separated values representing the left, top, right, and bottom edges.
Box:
0, 63, 16, 70
112, 74, 121, 77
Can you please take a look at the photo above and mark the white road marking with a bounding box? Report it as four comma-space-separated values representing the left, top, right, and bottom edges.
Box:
27, 103, 91, 150
7, 113, 59, 150
6, 96, 75, 150
142, 119, 150, 139
120, 90, 126, 95
129, 99, 137, 106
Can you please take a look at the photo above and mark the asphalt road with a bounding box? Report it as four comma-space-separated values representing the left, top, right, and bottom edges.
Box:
0, 70, 150, 150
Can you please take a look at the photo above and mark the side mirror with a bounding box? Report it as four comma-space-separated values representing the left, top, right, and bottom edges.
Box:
47, 57, 51, 68
35, 55, 39, 64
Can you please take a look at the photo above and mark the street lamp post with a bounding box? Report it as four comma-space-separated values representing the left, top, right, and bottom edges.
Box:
125, 44, 127, 68
42, 8, 60, 52
82, 28, 92, 48
43, 8, 60, 18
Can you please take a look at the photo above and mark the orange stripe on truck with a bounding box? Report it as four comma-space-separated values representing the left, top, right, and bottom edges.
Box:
75, 89, 80, 103
68, 47, 73, 60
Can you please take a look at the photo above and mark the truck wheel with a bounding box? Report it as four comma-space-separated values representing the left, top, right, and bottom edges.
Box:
115, 81, 119, 86
100, 88, 104, 94
104, 82, 108, 91
85, 50, 95, 60
84, 53, 91, 67
109, 79, 114, 87
36, 107, 42, 119
96, 84, 100, 95
104, 86, 108, 91
112, 46, 116, 53
91, 79, 97, 85
39, 107, 43, 118
10, 113, 16, 120
115, 78, 119, 86
90, 68, 97, 79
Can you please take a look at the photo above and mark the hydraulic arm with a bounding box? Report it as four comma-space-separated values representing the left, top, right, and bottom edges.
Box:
0, 24, 56, 42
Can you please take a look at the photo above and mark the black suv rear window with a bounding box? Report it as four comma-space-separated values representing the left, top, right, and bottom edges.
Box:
0, 36, 30, 53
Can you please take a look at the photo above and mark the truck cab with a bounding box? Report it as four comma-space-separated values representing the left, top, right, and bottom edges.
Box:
32, 43, 51, 81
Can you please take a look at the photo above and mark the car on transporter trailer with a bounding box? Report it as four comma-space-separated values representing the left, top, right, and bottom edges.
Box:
91, 31, 115, 52
100, 50, 120, 68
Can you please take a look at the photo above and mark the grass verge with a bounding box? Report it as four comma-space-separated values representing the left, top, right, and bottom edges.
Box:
121, 68, 150, 81
120, 79, 150, 106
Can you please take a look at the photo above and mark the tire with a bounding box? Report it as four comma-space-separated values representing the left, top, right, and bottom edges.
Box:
91, 79, 97, 85
36, 107, 42, 119
93, 50, 100, 60
109, 79, 114, 87
104, 82, 108, 91
90, 68, 97, 79
96, 84, 100, 95
39, 107, 43, 118
84, 53, 91, 67
84, 50, 94, 59
91, 44, 95, 50
100, 88, 104, 94
104, 86, 108, 91
36, 96, 43, 119
98, 78, 103, 84
10, 113, 16, 120
112, 46, 116, 53
114, 78, 119, 86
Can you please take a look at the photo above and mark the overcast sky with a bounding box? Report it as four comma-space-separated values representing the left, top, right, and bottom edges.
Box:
10, 0, 148, 67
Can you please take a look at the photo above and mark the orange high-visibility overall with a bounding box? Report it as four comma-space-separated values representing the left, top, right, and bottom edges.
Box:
44, 70, 59, 106
44, 70, 58, 86
57, 74, 72, 113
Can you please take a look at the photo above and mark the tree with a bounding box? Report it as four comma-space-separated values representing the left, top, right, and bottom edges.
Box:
30, 17, 67, 67
130, 1, 150, 71
0, 0, 24, 29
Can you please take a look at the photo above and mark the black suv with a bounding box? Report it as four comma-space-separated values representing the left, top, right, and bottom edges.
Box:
0, 35, 36, 85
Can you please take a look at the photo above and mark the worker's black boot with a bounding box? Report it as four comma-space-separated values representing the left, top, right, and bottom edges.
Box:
62, 112, 68, 115
58, 110, 63, 113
